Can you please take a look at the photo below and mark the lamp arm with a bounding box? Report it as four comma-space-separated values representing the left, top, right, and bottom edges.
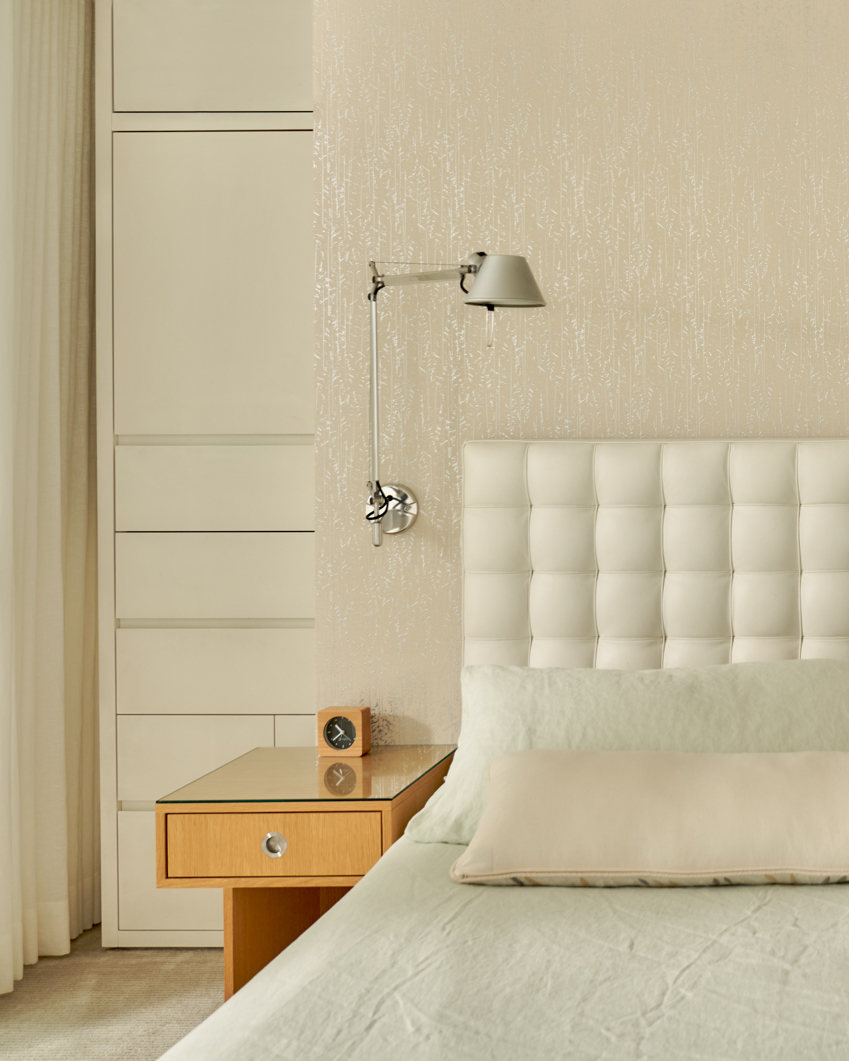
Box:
378, 267, 465, 287
365, 281, 418, 547
367, 291, 382, 547
369, 256, 482, 297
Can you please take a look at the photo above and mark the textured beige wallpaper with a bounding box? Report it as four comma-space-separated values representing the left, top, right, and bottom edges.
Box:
314, 0, 849, 743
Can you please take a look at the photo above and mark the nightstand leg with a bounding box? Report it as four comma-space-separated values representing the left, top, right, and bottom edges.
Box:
224, 887, 320, 999
319, 886, 350, 916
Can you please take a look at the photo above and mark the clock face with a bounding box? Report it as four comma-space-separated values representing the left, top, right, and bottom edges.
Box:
324, 715, 356, 750
324, 762, 357, 796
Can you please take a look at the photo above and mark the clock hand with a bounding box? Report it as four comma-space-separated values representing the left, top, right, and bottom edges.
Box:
334, 725, 346, 739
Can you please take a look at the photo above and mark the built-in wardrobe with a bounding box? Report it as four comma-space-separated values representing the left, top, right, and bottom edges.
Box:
95, 0, 315, 947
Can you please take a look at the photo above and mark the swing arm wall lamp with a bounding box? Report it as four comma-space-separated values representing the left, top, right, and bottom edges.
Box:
365, 252, 545, 547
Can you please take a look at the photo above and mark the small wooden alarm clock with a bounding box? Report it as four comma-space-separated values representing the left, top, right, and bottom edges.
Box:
317, 707, 371, 758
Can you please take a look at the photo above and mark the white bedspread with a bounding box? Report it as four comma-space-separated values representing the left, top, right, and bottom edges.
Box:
161, 838, 849, 1060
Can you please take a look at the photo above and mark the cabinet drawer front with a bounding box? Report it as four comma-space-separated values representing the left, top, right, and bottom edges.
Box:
113, 0, 312, 113
117, 628, 314, 715
166, 812, 382, 878
275, 715, 316, 747
115, 533, 314, 619
119, 812, 222, 931
115, 446, 315, 532
117, 715, 274, 803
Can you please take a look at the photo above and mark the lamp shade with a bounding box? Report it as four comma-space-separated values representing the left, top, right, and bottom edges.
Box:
464, 254, 545, 308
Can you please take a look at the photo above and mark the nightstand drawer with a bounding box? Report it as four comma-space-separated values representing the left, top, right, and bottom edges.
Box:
165, 812, 382, 878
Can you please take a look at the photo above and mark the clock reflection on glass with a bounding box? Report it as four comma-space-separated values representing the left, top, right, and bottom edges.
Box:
323, 715, 356, 751
323, 761, 357, 796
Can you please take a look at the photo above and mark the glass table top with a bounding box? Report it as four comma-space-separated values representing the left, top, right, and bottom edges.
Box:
157, 745, 456, 803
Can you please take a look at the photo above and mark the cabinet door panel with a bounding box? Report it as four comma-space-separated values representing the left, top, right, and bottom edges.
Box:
113, 0, 312, 112
117, 715, 274, 802
113, 132, 313, 434
118, 812, 222, 931
115, 533, 315, 619
115, 446, 315, 531
117, 628, 314, 714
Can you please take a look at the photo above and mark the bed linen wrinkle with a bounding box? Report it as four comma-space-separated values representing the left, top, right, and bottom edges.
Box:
160, 839, 849, 1061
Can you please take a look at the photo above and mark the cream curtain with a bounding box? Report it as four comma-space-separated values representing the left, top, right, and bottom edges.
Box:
0, 0, 99, 993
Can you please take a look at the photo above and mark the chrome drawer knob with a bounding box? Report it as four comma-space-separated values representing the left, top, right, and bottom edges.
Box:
261, 832, 287, 858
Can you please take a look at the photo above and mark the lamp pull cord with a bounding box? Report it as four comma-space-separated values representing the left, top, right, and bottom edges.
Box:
486, 305, 495, 348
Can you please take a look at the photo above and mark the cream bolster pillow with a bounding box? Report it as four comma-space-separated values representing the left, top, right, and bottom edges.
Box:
406, 660, 849, 846
451, 749, 849, 887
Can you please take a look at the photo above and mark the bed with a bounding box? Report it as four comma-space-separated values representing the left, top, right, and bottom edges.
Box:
162, 439, 849, 1060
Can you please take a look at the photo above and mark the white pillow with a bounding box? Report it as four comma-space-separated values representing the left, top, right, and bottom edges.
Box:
406, 660, 849, 845
451, 748, 849, 887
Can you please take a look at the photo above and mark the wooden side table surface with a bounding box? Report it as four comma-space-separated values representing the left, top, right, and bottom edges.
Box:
155, 744, 455, 997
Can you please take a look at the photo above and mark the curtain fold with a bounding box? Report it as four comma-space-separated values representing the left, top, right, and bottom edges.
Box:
0, 0, 98, 993
0, 0, 18, 1000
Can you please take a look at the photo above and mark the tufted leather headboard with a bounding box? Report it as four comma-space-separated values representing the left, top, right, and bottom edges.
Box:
463, 440, 849, 669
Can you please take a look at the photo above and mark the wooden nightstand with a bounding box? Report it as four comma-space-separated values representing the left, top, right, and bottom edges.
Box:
155, 745, 455, 997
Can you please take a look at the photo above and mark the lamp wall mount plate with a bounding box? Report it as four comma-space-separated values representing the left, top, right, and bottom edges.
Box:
365, 482, 418, 535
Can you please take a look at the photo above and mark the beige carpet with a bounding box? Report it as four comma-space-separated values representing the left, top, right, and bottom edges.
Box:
0, 926, 223, 1060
